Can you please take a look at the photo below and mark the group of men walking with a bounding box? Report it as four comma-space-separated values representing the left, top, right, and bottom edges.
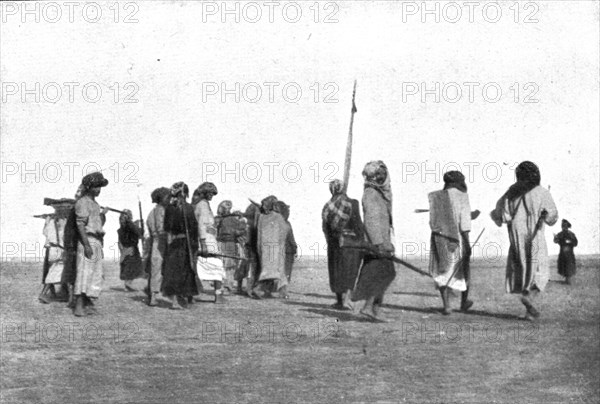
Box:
38, 159, 576, 322
324, 160, 569, 322
38, 173, 297, 315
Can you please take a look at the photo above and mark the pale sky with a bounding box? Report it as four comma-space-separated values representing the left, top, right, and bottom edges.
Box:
1, 1, 599, 262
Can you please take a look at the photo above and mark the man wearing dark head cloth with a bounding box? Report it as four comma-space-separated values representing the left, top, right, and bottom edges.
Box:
144, 187, 170, 306
352, 161, 396, 322
429, 171, 480, 314
554, 219, 578, 285
62, 184, 85, 308
241, 202, 262, 299
491, 161, 558, 320
216, 200, 247, 294
322, 179, 364, 310
73, 172, 109, 317
163, 182, 199, 310
118, 209, 146, 291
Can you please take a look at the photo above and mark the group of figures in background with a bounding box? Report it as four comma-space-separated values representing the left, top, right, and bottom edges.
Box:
38, 160, 578, 322
37, 173, 297, 315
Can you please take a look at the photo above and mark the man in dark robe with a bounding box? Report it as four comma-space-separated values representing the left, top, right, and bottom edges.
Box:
118, 209, 146, 291
554, 219, 578, 285
163, 182, 199, 310
242, 203, 262, 299
322, 179, 364, 310
62, 185, 84, 308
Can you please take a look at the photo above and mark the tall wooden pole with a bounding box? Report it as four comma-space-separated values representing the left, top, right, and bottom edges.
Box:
342, 80, 357, 194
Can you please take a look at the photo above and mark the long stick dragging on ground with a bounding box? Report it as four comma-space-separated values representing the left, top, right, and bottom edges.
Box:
444, 227, 486, 288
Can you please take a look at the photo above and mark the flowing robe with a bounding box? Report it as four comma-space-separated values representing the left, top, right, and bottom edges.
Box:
61, 208, 79, 285
283, 220, 297, 283
555, 230, 578, 278
352, 188, 396, 302
162, 203, 199, 296
257, 211, 288, 288
42, 217, 67, 284
491, 186, 558, 293
195, 200, 226, 282
323, 197, 364, 294
144, 205, 167, 294
74, 196, 105, 298
428, 188, 471, 291
217, 214, 247, 283
118, 221, 145, 281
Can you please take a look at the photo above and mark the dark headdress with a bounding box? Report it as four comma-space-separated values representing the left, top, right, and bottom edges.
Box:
170, 182, 189, 198
505, 161, 541, 202
443, 171, 467, 193
562, 219, 572, 228
81, 172, 109, 190
194, 182, 218, 203
261, 195, 278, 214
151, 187, 170, 204
275, 201, 290, 221
217, 200, 233, 216
329, 179, 344, 196
120, 209, 134, 222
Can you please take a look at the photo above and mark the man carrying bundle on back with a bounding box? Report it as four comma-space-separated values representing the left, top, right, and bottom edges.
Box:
37, 198, 76, 304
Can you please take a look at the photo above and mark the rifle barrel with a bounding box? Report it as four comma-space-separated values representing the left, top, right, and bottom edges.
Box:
102, 206, 126, 215
33, 214, 54, 219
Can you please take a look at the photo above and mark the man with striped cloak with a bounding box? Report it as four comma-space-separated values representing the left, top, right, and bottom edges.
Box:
322, 179, 364, 310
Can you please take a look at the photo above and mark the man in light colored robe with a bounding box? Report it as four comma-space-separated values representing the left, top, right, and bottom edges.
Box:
491, 161, 558, 320
144, 187, 170, 306
429, 171, 479, 314
194, 182, 226, 303
73, 172, 109, 317
257, 196, 289, 298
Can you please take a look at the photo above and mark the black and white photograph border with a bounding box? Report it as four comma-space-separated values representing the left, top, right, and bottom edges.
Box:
1, 1, 599, 403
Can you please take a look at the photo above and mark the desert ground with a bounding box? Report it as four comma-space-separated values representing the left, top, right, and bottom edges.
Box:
1, 255, 599, 403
